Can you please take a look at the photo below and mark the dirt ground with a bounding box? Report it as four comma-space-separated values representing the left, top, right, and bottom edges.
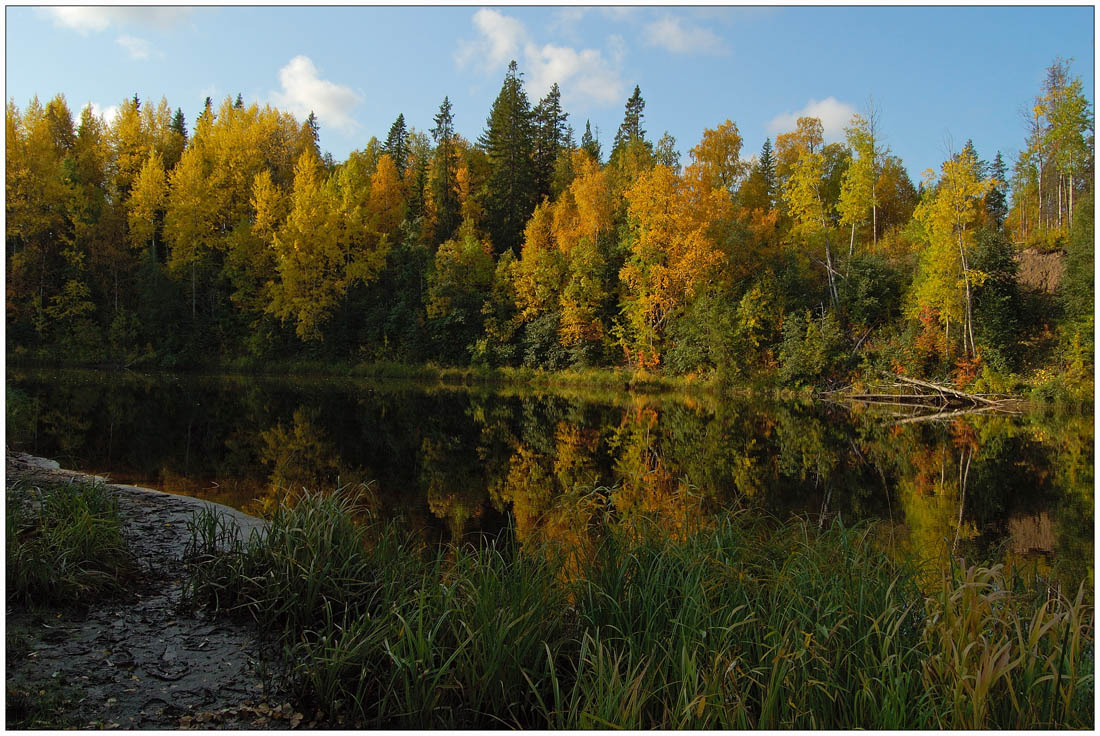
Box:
6, 452, 315, 729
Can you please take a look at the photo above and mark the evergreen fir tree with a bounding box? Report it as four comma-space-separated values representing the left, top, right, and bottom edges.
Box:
170, 108, 188, 142
612, 85, 647, 154
580, 120, 601, 162
431, 96, 461, 243
759, 138, 777, 207
383, 113, 409, 177
986, 151, 1008, 229
480, 60, 536, 255
234, 93, 244, 109
532, 83, 568, 200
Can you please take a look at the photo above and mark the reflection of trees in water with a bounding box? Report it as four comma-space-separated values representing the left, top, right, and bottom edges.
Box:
609, 406, 708, 540
9, 370, 1092, 586
421, 435, 488, 540
256, 406, 371, 516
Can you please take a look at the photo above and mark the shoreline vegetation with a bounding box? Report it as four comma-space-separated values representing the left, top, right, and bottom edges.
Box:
8, 357, 1094, 415
182, 490, 1094, 729
6, 58, 1093, 411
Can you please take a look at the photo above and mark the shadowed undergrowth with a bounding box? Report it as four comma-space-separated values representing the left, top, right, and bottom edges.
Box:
183, 491, 1093, 729
7, 479, 138, 607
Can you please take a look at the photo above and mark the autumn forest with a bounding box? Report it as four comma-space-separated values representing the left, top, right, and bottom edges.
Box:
6, 58, 1094, 392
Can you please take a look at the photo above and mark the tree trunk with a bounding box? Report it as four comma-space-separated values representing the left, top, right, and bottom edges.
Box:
823, 237, 838, 308
1057, 174, 1063, 229
1037, 158, 1043, 230
1069, 174, 1074, 224
191, 261, 196, 320
958, 233, 976, 359
871, 181, 878, 246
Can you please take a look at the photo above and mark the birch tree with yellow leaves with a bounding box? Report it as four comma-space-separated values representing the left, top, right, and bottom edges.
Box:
911, 147, 992, 360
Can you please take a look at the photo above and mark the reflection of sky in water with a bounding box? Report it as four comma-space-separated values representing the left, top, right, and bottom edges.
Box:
8, 368, 1093, 586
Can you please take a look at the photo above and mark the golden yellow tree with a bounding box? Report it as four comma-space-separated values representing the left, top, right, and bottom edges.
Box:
778, 116, 839, 306
127, 152, 166, 254
619, 163, 732, 367
911, 148, 992, 359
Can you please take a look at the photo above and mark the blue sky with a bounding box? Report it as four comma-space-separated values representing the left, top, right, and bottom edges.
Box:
6, 5, 1094, 180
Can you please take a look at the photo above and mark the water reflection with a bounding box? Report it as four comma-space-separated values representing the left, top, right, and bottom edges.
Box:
7, 369, 1093, 586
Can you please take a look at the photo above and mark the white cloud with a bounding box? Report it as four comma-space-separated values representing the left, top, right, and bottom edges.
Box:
548, 7, 588, 40
271, 55, 363, 135
526, 43, 625, 107
116, 35, 154, 61
767, 97, 858, 142
457, 9, 627, 109
643, 15, 726, 55
456, 8, 526, 71
42, 7, 192, 35
88, 102, 120, 125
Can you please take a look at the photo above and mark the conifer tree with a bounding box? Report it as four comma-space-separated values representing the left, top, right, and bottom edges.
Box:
431, 96, 461, 243
613, 85, 647, 154
533, 83, 567, 200
759, 138, 777, 206
580, 120, 601, 163
170, 108, 187, 142
383, 113, 409, 178
986, 152, 1008, 229
480, 60, 536, 255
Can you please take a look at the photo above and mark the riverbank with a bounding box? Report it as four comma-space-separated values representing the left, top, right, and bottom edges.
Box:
5, 452, 310, 729
186, 490, 1093, 729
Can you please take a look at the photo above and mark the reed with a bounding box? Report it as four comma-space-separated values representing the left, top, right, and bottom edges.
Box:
184, 491, 1093, 729
6, 479, 137, 606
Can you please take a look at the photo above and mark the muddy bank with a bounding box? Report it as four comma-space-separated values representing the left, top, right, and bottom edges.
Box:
6, 452, 313, 729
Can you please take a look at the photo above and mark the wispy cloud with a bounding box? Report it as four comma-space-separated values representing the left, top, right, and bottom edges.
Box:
456, 8, 526, 72
42, 7, 192, 34
643, 15, 727, 55
768, 97, 858, 142
457, 9, 627, 108
116, 34, 154, 61
271, 55, 363, 135
88, 102, 120, 125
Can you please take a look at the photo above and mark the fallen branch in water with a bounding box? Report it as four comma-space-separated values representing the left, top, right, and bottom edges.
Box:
823, 374, 1023, 416
891, 404, 1021, 426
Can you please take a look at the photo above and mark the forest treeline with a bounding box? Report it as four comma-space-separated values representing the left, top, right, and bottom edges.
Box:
6, 59, 1094, 389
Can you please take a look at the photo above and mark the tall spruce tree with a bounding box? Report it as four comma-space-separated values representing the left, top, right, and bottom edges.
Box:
759, 138, 777, 207
532, 82, 567, 200
480, 60, 536, 255
383, 113, 409, 177
612, 85, 647, 154
431, 96, 461, 243
580, 120, 601, 162
986, 151, 1008, 229
170, 108, 188, 142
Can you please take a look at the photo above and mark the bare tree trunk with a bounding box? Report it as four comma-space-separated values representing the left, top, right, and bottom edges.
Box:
960, 240, 976, 359
824, 238, 838, 308
1058, 174, 1063, 229
1069, 174, 1075, 224
191, 261, 196, 319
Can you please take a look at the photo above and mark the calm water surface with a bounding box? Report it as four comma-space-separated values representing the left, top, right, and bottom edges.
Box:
7, 368, 1093, 585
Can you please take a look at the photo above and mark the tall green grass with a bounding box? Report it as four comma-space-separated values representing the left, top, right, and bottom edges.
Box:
184, 491, 1093, 729
6, 479, 137, 605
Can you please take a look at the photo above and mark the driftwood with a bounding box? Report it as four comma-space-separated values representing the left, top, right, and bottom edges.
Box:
891, 405, 1019, 426
824, 373, 1022, 419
